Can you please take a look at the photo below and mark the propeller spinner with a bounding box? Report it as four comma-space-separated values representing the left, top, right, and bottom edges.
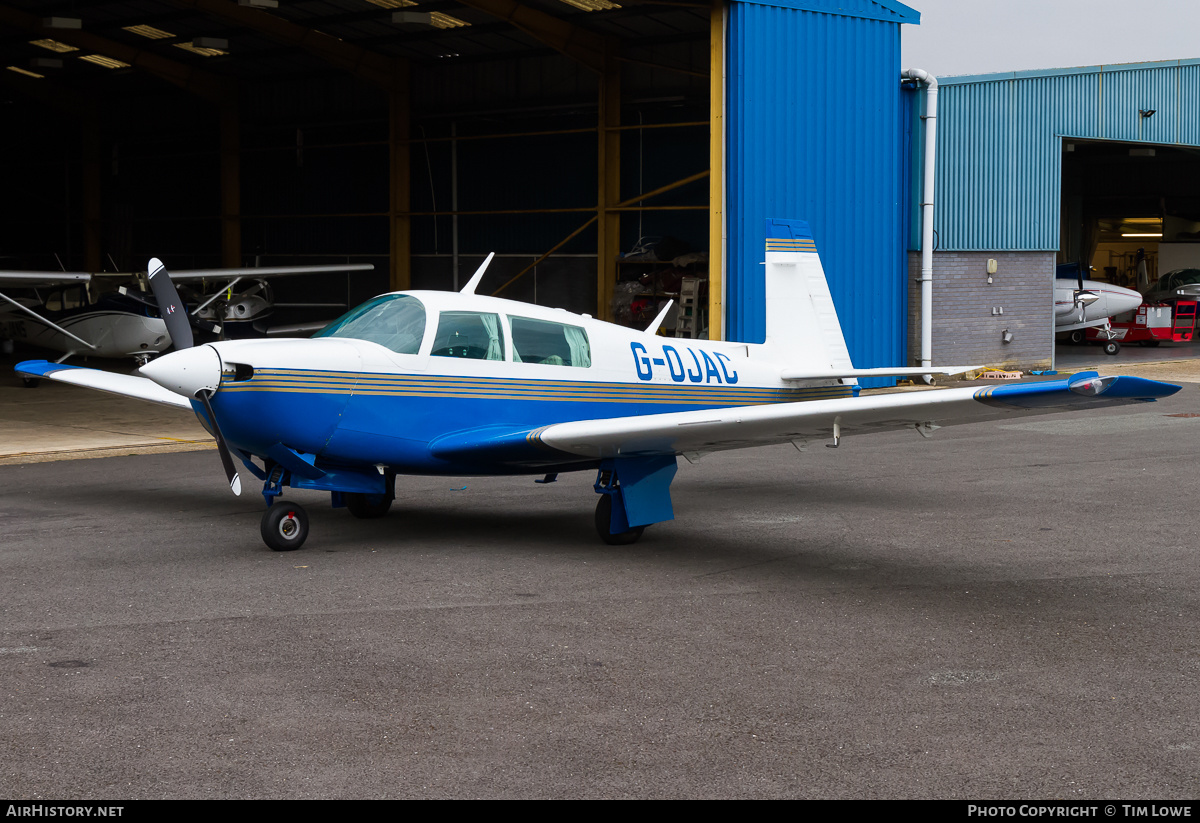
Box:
140, 258, 242, 496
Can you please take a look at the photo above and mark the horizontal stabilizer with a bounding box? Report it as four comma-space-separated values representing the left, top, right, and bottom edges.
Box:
781, 366, 983, 381
15, 360, 192, 409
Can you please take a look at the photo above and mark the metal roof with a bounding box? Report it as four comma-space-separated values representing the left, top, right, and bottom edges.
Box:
0, 0, 711, 97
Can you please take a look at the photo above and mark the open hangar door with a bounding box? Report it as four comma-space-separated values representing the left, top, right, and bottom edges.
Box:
1060, 139, 1200, 299
0, 0, 718, 358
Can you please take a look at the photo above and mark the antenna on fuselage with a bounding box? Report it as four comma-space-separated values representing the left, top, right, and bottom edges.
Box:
460, 252, 495, 295
644, 299, 674, 334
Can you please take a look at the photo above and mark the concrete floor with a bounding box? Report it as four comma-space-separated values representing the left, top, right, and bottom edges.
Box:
3, 372, 1200, 798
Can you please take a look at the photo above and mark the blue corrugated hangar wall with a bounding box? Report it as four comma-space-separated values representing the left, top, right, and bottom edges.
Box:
725, 0, 919, 385
907, 59, 1200, 370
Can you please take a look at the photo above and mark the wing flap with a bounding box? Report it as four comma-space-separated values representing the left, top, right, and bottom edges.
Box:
16, 360, 193, 409
536, 373, 1179, 458
780, 365, 982, 381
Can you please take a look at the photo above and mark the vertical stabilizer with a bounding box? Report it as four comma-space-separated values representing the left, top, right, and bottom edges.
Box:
763, 218, 854, 372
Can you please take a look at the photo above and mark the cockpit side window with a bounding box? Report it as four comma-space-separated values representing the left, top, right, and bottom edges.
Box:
430, 312, 505, 361
509, 316, 591, 367
313, 294, 426, 354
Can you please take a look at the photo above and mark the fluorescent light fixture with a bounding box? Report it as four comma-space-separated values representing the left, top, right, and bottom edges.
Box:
393, 11, 431, 24
368, 0, 417, 7
429, 12, 469, 28
79, 54, 130, 69
175, 38, 229, 57
393, 10, 470, 28
238, 0, 278, 7
43, 17, 82, 29
1122, 233, 1163, 238
6, 66, 45, 79
554, 0, 621, 10
123, 25, 174, 40
30, 39, 78, 53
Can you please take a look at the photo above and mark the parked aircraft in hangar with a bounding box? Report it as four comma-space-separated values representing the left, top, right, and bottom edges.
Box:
16, 220, 1179, 550
1054, 263, 1144, 354
0, 262, 374, 376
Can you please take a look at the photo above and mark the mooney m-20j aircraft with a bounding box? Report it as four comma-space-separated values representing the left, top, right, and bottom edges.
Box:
17, 219, 1180, 550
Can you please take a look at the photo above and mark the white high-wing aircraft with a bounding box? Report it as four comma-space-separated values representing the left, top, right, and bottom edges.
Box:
0, 263, 374, 371
16, 219, 1179, 551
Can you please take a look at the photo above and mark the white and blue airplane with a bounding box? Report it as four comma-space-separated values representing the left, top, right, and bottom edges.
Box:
16, 219, 1180, 551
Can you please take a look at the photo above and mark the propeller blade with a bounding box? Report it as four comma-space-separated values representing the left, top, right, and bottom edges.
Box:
147, 258, 194, 350
198, 389, 242, 496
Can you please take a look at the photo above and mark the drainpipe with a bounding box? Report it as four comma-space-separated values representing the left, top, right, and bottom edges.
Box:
903, 68, 937, 382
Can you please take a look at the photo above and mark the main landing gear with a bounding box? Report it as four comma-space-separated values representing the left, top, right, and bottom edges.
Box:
592, 457, 677, 545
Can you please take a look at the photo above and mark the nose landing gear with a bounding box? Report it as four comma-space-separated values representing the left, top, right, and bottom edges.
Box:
261, 500, 309, 551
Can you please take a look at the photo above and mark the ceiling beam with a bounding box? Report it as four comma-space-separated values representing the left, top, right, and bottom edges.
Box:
453, 0, 608, 73
0, 3, 233, 105
167, 0, 404, 91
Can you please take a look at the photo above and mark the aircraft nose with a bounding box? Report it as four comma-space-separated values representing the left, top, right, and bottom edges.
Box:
139, 344, 222, 398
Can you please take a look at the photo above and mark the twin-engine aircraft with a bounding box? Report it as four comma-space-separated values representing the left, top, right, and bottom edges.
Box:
0, 262, 374, 370
16, 219, 1179, 550
1053, 264, 1143, 352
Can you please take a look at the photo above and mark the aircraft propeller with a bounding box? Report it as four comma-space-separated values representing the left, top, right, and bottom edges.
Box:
1072, 263, 1099, 323
141, 257, 242, 496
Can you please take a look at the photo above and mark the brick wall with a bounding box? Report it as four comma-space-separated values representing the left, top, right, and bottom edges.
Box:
907, 251, 1055, 371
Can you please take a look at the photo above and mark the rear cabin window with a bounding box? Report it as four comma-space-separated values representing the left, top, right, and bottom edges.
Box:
313, 294, 426, 355
430, 311, 505, 361
509, 316, 591, 368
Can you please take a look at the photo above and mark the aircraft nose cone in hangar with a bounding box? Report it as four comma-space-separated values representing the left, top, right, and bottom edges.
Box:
1108, 285, 1143, 316
139, 345, 222, 398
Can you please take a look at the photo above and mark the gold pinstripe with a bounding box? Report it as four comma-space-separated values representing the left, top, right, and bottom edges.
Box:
219, 369, 854, 406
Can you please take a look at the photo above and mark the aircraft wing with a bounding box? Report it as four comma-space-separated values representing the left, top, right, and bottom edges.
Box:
15, 361, 193, 410
0, 272, 92, 286
166, 264, 374, 281
533, 373, 1178, 460
424, 372, 1180, 467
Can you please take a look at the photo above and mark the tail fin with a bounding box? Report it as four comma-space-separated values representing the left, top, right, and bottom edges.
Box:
762, 219, 854, 372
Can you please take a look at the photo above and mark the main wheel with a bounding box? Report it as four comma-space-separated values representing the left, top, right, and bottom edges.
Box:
261, 500, 309, 551
345, 491, 392, 519
1068, 330, 1085, 345
1103, 340, 1121, 356
594, 494, 645, 546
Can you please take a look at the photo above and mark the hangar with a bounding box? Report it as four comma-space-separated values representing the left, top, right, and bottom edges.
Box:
1, 0, 920, 385
907, 58, 1200, 370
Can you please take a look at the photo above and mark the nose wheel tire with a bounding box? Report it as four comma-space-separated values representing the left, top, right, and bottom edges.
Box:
261, 500, 309, 551
594, 494, 645, 546
345, 492, 393, 519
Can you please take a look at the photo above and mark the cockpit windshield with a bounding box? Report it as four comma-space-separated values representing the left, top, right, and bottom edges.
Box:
313, 294, 427, 354
1162, 269, 1200, 290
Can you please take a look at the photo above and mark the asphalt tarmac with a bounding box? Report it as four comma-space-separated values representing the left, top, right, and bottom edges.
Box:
2, 384, 1199, 798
